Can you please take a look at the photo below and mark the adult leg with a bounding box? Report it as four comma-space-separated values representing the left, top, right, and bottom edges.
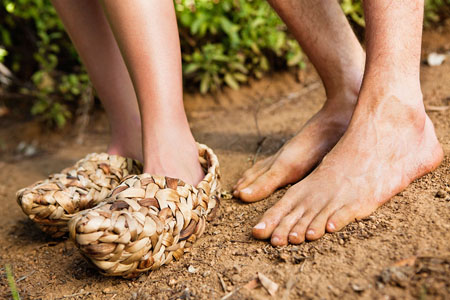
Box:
99, 0, 203, 185
253, 0, 443, 246
233, 0, 365, 201
52, 0, 142, 161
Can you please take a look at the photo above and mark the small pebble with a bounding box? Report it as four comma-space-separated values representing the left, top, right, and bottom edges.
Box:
279, 253, 290, 262
351, 283, 365, 292
436, 189, 447, 198
339, 239, 344, 245
256, 248, 263, 254
202, 271, 211, 277
233, 264, 241, 273
188, 265, 197, 273
427, 52, 446, 66
102, 288, 111, 294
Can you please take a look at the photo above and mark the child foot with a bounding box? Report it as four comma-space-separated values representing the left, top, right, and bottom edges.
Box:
142, 126, 204, 186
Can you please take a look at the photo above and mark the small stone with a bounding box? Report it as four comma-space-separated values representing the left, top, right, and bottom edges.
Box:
427, 52, 446, 66
233, 264, 241, 274
351, 282, 365, 292
102, 288, 111, 294
169, 278, 177, 286
188, 265, 197, 273
202, 271, 211, 277
339, 238, 344, 245
256, 248, 263, 254
436, 189, 447, 198
279, 252, 290, 262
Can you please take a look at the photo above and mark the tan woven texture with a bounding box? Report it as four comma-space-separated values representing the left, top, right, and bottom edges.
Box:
17, 153, 143, 238
68, 143, 220, 278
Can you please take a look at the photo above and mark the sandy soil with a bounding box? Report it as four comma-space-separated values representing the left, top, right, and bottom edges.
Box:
0, 26, 449, 300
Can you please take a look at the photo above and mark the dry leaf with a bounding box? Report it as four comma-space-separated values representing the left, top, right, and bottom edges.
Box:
257, 272, 279, 296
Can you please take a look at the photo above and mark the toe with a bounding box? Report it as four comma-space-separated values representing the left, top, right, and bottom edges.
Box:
305, 205, 337, 240
252, 192, 299, 240
233, 158, 272, 197
239, 165, 290, 203
326, 204, 359, 232
270, 206, 304, 246
288, 213, 315, 244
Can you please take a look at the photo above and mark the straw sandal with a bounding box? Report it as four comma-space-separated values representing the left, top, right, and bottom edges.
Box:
17, 153, 143, 238
68, 143, 220, 278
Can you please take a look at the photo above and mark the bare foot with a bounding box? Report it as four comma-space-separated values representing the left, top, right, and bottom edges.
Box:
233, 89, 358, 202
108, 118, 203, 186
107, 117, 144, 163
141, 126, 204, 186
252, 89, 443, 246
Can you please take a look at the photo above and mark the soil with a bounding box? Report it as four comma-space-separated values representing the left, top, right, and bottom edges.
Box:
1, 25, 449, 300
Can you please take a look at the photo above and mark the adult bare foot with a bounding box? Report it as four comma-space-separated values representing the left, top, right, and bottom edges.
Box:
252, 88, 443, 246
234, 0, 366, 202
233, 89, 358, 202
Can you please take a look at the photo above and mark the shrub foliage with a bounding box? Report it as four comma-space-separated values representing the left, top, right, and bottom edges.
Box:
0, 0, 448, 127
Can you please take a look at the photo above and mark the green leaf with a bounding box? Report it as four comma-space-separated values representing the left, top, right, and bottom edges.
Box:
224, 73, 239, 90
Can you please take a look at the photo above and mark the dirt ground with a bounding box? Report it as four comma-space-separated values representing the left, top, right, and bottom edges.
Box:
1, 24, 449, 300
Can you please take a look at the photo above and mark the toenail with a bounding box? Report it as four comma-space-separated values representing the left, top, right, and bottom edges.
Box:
272, 236, 281, 244
306, 229, 315, 236
289, 232, 298, 238
241, 187, 252, 194
254, 222, 266, 230
327, 222, 336, 231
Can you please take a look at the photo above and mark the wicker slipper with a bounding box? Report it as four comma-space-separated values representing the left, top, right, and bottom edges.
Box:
17, 153, 143, 238
68, 143, 220, 278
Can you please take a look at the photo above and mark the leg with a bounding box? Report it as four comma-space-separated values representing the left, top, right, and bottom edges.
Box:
99, 0, 203, 185
52, 0, 142, 161
233, 0, 365, 201
253, 0, 443, 246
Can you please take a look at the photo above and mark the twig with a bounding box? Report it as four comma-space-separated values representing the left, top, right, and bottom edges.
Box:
5, 264, 20, 300
217, 273, 228, 293
425, 105, 449, 112
220, 286, 242, 300
252, 136, 267, 165
16, 270, 35, 282
62, 291, 90, 298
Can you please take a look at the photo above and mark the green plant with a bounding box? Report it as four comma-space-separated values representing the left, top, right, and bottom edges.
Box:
0, 0, 448, 128
177, 0, 304, 93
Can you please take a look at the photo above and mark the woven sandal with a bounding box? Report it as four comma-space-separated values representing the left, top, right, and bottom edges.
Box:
68, 143, 220, 278
17, 153, 143, 238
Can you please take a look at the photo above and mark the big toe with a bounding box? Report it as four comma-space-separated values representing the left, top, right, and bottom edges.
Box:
238, 168, 289, 203
252, 192, 298, 240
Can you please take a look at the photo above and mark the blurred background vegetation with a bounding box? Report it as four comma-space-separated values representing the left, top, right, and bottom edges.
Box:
0, 0, 449, 128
